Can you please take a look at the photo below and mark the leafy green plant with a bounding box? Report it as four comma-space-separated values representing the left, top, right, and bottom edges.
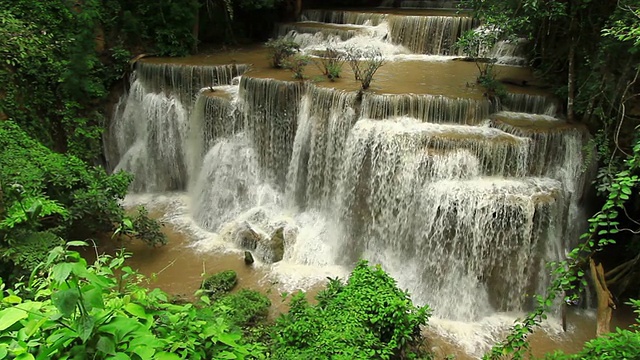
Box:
283, 53, 311, 80
265, 38, 300, 68
0, 121, 166, 280
454, 30, 506, 102
200, 289, 271, 329
344, 47, 386, 90
271, 260, 431, 359
0, 243, 261, 359
313, 47, 345, 81
202, 270, 238, 299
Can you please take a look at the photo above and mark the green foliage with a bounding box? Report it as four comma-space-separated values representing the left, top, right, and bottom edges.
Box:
0, 0, 199, 161
345, 48, 386, 90
602, 3, 640, 53
0, 121, 166, 278
0, 244, 260, 359
201, 289, 271, 328
265, 38, 300, 68
313, 47, 345, 82
454, 29, 506, 102
202, 270, 238, 299
283, 54, 312, 80
271, 260, 430, 359
543, 300, 640, 359
113, 207, 168, 247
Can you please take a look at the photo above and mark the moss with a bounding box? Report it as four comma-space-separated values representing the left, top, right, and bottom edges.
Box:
202, 270, 238, 299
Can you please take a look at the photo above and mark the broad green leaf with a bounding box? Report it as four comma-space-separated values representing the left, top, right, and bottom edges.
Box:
52, 288, 79, 317
76, 315, 95, 342
215, 351, 237, 359
0, 307, 28, 331
51, 263, 74, 283
132, 346, 155, 360
154, 352, 181, 360
110, 353, 131, 360
124, 303, 146, 319
3, 295, 22, 304
82, 286, 104, 310
15, 354, 35, 360
96, 336, 116, 355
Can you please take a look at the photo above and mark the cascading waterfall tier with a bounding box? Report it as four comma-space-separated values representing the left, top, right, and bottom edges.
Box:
136, 62, 249, 104
109, 62, 248, 192
277, 23, 368, 42
387, 15, 477, 55
362, 93, 491, 124
301, 10, 388, 26
503, 93, 559, 116
397, 0, 463, 8
296, 10, 477, 55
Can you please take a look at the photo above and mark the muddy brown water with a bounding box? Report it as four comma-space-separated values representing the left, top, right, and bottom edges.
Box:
141, 46, 544, 100
84, 221, 323, 319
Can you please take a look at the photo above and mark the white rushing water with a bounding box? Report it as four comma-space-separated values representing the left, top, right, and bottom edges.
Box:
108, 9, 591, 358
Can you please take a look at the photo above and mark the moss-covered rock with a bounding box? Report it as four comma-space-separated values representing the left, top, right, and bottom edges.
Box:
202, 270, 237, 299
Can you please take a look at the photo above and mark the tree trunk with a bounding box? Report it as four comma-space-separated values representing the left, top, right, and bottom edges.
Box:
192, 5, 200, 53
567, 22, 576, 122
295, 0, 302, 20
590, 258, 615, 336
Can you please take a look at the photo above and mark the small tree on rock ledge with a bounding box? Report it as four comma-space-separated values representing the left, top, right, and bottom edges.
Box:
345, 47, 386, 90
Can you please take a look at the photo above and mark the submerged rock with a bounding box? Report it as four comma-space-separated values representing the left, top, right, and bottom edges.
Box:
244, 250, 255, 265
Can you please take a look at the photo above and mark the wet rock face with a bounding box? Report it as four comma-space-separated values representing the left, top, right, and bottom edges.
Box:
235, 221, 262, 250
267, 227, 286, 263
233, 222, 291, 264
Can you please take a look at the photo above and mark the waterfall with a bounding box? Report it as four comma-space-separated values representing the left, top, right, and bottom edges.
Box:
503, 93, 559, 116
397, 0, 463, 9
108, 6, 592, 355
301, 10, 388, 26
277, 23, 366, 42
362, 93, 490, 124
296, 10, 477, 55
387, 15, 477, 54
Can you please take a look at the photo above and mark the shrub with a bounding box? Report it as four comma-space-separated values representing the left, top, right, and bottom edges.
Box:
202, 289, 271, 328
202, 270, 238, 299
265, 38, 300, 68
271, 260, 431, 359
0, 121, 166, 278
283, 53, 312, 80
345, 47, 386, 90
313, 47, 345, 81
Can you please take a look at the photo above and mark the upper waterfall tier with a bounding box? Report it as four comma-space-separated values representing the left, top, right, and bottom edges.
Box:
296, 9, 477, 55
395, 0, 463, 8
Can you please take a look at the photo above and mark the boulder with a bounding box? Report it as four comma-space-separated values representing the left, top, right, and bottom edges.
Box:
235, 221, 262, 250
